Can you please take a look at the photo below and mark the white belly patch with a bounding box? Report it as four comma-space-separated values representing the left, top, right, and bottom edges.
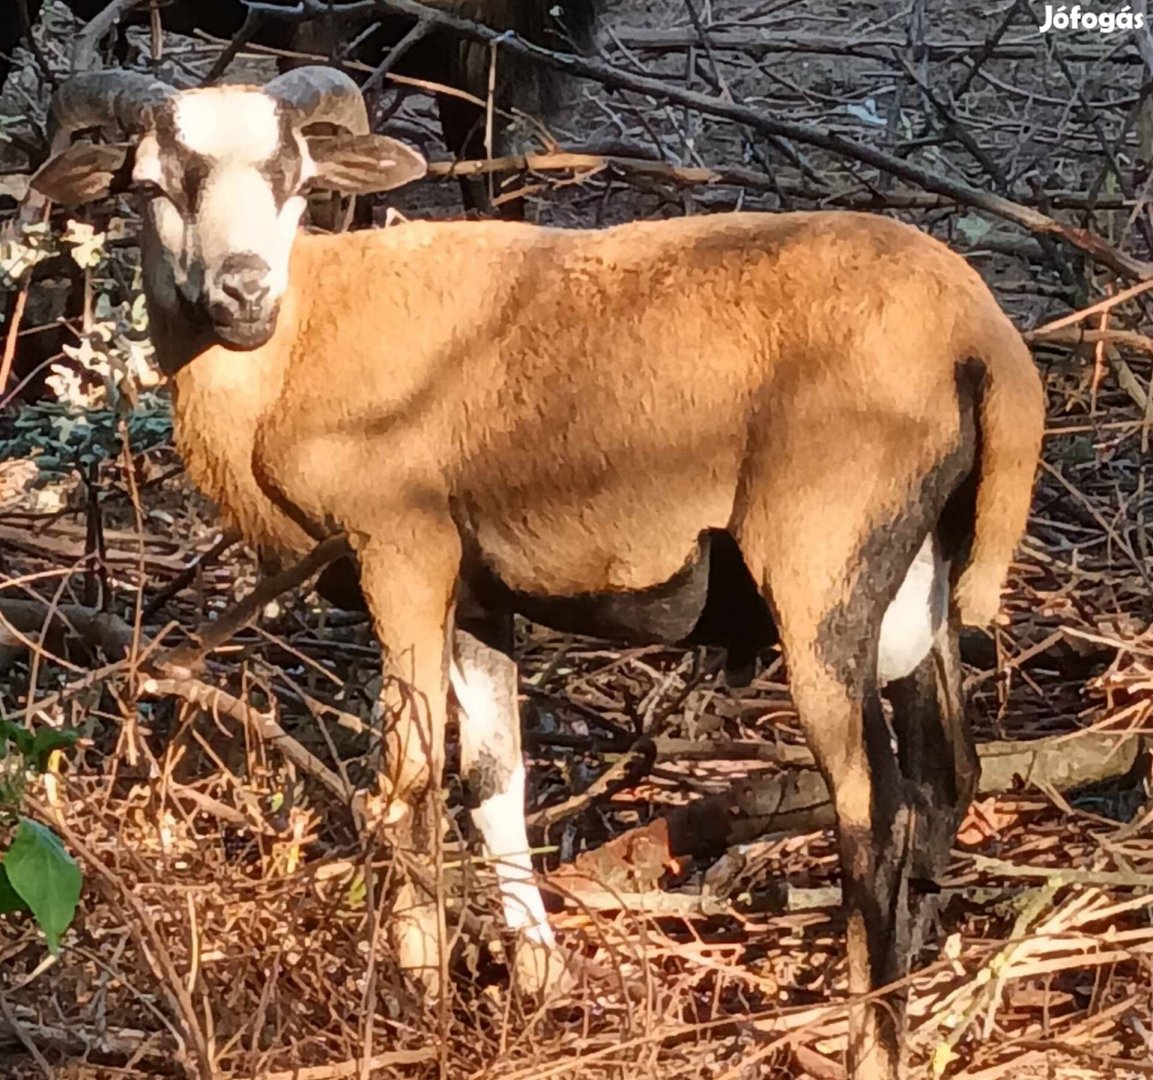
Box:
877, 533, 948, 685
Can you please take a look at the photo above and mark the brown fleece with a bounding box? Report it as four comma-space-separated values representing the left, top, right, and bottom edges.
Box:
166, 210, 1043, 635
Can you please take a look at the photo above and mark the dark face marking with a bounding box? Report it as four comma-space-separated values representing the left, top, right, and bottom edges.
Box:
149, 112, 212, 216
147, 103, 304, 215
259, 109, 305, 208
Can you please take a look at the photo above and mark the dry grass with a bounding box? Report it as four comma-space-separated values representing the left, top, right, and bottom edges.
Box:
2, 1, 1153, 1078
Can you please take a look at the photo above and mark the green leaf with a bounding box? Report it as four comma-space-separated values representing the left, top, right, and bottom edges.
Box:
0, 720, 33, 760
3, 819, 82, 953
0, 864, 29, 914
345, 869, 366, 908
62, 220, 105, 270
130, 293, 149, 332
29, 728, 78, 773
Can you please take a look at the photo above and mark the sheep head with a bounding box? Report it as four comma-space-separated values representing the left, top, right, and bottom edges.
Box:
32, 67, 426, 349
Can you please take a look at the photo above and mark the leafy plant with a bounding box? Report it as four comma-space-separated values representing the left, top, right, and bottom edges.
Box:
2, 215, 160, 411
0, 720, 83, 953
0, 718, 78, 774
0, 819, 82, 952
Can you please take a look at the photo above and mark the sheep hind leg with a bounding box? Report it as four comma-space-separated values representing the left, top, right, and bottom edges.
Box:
788, 641, 911, 1080
741, 516, 927, 1077
884, 612, 979, 970
452, 614, 570, 997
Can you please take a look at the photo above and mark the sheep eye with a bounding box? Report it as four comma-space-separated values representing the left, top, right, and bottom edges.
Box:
134, 179, 166, 200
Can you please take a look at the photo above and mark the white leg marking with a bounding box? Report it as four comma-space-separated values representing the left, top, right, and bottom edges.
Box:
877, 533, 948, 686
451, 652, 554, 946
471, 762, 552, 941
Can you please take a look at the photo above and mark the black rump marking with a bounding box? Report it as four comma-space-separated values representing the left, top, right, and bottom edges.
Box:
816, 357, 983, 692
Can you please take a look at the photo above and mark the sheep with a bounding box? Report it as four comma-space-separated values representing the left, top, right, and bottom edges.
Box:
1, 0, 600, 218
30, 65, 1045, 1080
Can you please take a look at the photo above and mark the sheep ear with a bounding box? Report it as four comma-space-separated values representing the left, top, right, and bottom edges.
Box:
307, 134, 427, 195
31, 143, 135, 206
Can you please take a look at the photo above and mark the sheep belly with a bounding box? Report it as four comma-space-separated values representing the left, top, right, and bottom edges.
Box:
500, 537, 713, 645
876, 534, 948, 685
476, 529, 779, 672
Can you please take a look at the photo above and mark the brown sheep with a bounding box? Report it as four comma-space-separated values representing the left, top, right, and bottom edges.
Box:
32, 66, 1045, 1080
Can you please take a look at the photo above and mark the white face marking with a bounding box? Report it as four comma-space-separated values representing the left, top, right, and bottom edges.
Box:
195, 168, 305, 300
173, 89, 281, 159
451, 655, 554, 945
877, 533, 948, 685
134, 88, 319, 342
131, 132, 164, 187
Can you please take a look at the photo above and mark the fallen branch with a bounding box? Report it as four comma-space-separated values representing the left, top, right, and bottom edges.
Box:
0, 523, 188, 570
0, 597, 135, 672
527, 654, 725, 832
255, 1048, 438, 1079
0, 274, 30, 399
548, 883, 730, 917
433, 150, 1139, 215
156, 533, 351, 673
140, 528, 239, 621
615, 28, 1147, 67
71, 0, 150, 74
2, 536, 363, 820
0, 1005, 172, 1062
0, 533, 349, 674
1025, 326, 1153, 357
138, 674, 362, 813
557, 731, 1149, 893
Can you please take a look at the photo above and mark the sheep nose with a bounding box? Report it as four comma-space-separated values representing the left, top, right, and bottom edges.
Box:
220, 272, 268, 307
213, 254, 271, 321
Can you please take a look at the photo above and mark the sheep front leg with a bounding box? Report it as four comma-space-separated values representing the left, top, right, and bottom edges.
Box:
357, 534, 458, 995
451, 614, 567, 996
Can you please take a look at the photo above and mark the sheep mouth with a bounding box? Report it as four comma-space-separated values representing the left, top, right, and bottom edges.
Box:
212, 312, 279, 350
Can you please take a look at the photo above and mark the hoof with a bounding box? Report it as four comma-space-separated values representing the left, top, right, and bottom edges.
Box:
392, 882, 444, 998
512, 937, 578, 1000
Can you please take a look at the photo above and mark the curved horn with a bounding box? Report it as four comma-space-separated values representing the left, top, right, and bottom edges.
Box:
50, 70, 177, 137
264, 65, 370, 135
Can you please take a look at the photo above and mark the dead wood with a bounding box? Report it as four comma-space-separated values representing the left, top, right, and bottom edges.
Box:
432, 150, 1144, 216
139, 528, 238, 620
0, 534, 350, 667
0, 596, 134, 671
615, 28, 1147, 66
156, 533, 351, 673
555, 732, 1149, 895
0, 1005, 173, 1062
136, 673, 362, 812
71, 0, 149, 74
